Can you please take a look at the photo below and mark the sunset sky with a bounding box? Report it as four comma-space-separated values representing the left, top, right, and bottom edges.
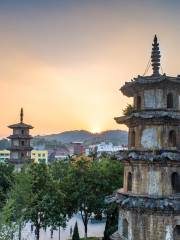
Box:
1, 0, 180, 137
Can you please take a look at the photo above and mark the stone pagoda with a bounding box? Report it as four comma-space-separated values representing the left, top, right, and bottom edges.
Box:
108, 36, 180, 239
8, 108, 33, 171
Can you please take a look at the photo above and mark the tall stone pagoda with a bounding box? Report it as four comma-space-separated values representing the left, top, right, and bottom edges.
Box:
8, 108, 33, 171
108, 36, 180, 239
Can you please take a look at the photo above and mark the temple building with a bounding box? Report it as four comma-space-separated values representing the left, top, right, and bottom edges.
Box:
108, 36, 180, 239
8, 108, 33, 171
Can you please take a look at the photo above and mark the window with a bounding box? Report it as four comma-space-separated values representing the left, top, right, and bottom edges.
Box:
169, 130, 176, 147
131, 130, 135, 147
127, 172, 132, 191
174, 225, 180, 239
122, 219, 128, 238
21, 152, 24, 158
21, 141, 25, 146
171, 172, 180, 193
167, 93, 173, 108
21, 130, 24, 135
137, 96, 141, 110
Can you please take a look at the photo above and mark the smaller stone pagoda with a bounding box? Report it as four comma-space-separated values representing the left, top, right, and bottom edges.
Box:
8, 108, 33, 171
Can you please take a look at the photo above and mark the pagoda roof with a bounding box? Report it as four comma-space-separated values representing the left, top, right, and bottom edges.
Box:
120, 35, 180, 97
8, 122, 33, 129
8, 108, 33, 129
121, 74, 180, 97
115, 110, 180, 126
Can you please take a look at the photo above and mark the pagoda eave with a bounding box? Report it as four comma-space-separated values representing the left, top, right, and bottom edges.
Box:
106, 191, 180, 214
116, 149, 180, 163
8, 135, 33, 139
121, 74, 180, 97
8, 123, 33, 129
115, 110, 180, 126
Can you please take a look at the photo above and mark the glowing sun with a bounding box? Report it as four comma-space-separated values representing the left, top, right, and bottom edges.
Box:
90, 127, 101, 134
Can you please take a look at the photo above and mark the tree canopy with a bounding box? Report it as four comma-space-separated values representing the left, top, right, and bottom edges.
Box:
0, 156, 123, 239
62, 156, 123, 238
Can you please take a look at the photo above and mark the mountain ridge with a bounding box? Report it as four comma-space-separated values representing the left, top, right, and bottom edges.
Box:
35, 129, 128, 145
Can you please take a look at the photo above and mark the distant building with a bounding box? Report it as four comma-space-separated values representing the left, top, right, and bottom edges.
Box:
72, 142, 85, 155
0, 149, 10, 163
87, 142, 127, 156
31, 150, 48, 164
48, 147, 70, 162
7, 108, 33, 171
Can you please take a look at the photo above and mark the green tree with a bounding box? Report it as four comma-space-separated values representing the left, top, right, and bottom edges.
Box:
72, 221, 80, 240
2, 163, 67, 240
63, 157, 123, 239
123, 104, 135, 116
23, 162, 60, 240
0, 163, 14, 210
0, 167, 30, 240
0, 198, 19, 240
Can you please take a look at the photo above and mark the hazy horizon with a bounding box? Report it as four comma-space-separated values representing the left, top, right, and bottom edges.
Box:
1, 128, 128, 140
1, 0, 180, 137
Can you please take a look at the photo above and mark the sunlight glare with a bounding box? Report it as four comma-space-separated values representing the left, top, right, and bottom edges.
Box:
90, 127, 101, 134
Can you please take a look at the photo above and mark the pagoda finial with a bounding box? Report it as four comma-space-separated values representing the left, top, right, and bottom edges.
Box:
151, 34, 161, 76
20, 108, 23, 123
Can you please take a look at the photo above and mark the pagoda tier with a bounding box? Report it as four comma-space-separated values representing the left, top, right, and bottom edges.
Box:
115, 113, 180, 150
106, 190, 180, 240
121, 74, 180, 97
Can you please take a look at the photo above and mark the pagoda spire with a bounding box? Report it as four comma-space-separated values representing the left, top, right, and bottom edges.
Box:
20, 108, 23, 123
151, 35, 161, 76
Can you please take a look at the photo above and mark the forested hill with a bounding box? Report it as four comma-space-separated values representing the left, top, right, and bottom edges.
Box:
35, 130, 128, 145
